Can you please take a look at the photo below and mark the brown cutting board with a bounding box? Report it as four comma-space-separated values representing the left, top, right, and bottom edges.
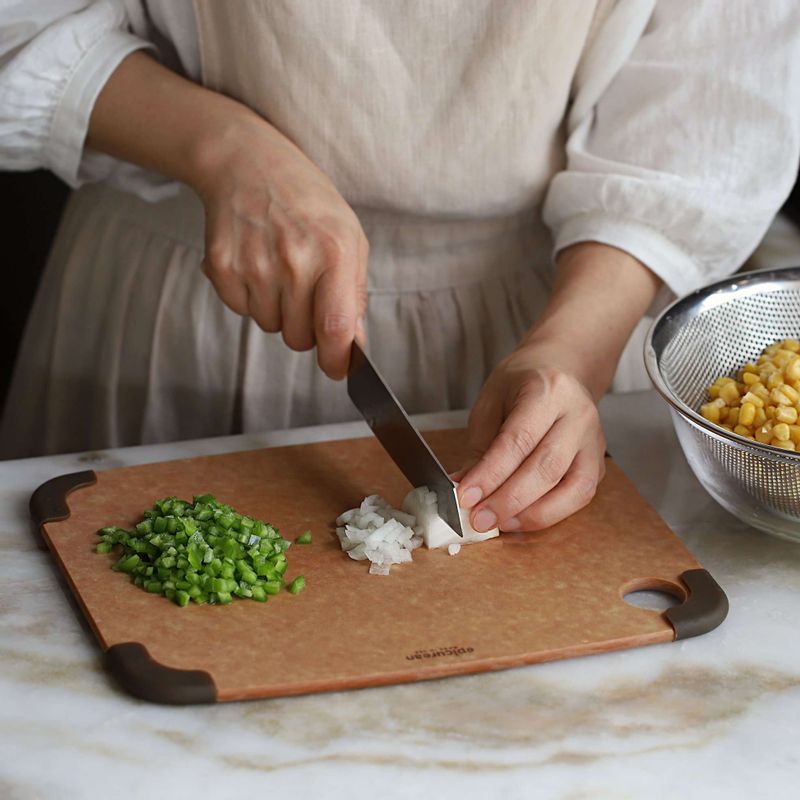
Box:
32, 429, 727, 704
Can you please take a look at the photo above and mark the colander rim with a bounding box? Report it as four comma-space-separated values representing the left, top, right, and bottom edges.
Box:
644, 264, 800, 461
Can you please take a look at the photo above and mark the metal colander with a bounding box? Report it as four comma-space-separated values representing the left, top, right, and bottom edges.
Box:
644, 266, 800, 542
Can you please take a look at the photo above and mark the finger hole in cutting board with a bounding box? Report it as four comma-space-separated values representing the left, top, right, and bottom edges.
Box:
620, 577, 687, 612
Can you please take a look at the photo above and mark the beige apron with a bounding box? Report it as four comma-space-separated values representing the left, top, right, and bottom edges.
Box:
1, 0, 619, 459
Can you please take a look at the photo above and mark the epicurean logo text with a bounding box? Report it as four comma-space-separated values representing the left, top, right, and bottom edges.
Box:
405, 646, 474, 661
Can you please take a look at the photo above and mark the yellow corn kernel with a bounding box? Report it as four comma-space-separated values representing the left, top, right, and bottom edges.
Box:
727, 407, 740, 426
766, 405, 775, 419
754, 407, 767, 426
720, 382, 740, 405
733, 424, 751, 437
767, 371, 784, 390
741, 391, 764, 408
766, 343, 780, 356
742, 361, 759, 374
789, 425, 800, 445
775, 405, 798, 424
700, 403, 721, 423
775, 439, 796, 451
719, 407, 729, 422
752, 384, 770, 402
782, 384, 800, 403
739, 402, 756, 426
755, 425, 773, 443
773, 422, 791, 441
707, 385, 720, 399
741, 371, 760, 385
771, 387, 792, 405
785, 357, 800, 382
782, 338, 800, 353
775, 349, 797, 367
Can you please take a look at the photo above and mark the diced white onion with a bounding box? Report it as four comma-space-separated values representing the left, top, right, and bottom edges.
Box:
336, 484, 498, 574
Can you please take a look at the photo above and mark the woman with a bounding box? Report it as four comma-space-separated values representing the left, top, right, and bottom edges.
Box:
1, 1, 799, 535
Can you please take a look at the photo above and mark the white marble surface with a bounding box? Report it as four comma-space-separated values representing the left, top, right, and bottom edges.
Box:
2, 394, 799, 800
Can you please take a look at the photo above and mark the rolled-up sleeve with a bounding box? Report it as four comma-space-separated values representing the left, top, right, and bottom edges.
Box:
0, 0, 151, 187
543, 0, 800, 296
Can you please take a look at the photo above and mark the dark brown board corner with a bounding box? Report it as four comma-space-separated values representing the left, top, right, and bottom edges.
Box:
29, 470, 98, 548
666, 568, 729, 640
106, 642, 217, 705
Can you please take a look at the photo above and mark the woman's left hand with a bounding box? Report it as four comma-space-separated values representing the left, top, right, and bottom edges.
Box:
454, 342, 606, 532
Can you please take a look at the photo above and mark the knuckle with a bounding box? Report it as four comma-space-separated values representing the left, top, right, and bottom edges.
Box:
275, 234, 298, 266
572, 474, 598, 507
496, 426, 536, 463
317, 228, 351, 266
474, 458, 509, 491
204, 241, 231, 273
498, 486, 528, 518
320, 313, 353, 339
534, 447, 566, 487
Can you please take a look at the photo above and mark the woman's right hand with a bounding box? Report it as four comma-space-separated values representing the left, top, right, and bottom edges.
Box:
87, 51, 367, 379
189, 111, 369, 379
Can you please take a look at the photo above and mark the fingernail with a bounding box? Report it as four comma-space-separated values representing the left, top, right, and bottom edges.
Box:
460, 486, 482, 509
502, 516, 521, 531
473, 508, 497, 532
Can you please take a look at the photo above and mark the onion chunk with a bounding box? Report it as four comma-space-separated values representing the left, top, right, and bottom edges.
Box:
336, 485, 498, 574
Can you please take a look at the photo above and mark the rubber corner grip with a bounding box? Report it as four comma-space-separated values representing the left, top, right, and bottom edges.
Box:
665, 568, 729, 640
106, 642, 217, 705
29, 470, 98, 549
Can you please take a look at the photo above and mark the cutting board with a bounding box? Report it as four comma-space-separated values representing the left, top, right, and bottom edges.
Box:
31, 429, 727, 704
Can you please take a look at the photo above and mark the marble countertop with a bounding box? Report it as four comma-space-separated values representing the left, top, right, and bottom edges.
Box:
2, 392, 799, 799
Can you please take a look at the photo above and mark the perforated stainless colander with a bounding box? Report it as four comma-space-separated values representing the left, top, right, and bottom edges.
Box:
645, 266, 800, 542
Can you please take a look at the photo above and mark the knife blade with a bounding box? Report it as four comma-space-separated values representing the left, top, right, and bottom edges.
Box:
347, 341, 463, 537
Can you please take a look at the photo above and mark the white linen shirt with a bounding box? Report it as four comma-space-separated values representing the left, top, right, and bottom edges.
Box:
1, 0, 800, 295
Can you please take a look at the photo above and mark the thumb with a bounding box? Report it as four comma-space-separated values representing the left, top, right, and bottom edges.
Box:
457, 384, 503, 504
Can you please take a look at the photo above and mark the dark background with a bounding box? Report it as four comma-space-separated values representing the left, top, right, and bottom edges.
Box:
3, 169, 800, 417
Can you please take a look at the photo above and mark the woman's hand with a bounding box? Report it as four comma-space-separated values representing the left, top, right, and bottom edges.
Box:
454, 240, 662, 532
454, 343, 606, 532
88, 51, 367, 379
190, 116, 368, 379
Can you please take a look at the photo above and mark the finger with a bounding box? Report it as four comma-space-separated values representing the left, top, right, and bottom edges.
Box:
499, 448, 604, 532
458, 396, 560, 514
469, 415, 580, 532
314, 229, 366, 379
280, 280, 315, 351
456, 387, 503, 509
238, 238, 282, 333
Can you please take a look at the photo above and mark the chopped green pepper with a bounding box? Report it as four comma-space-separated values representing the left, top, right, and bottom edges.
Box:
95, 494, 303, 607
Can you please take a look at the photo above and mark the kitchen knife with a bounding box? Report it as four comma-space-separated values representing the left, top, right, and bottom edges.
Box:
347, 341, 463, 537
